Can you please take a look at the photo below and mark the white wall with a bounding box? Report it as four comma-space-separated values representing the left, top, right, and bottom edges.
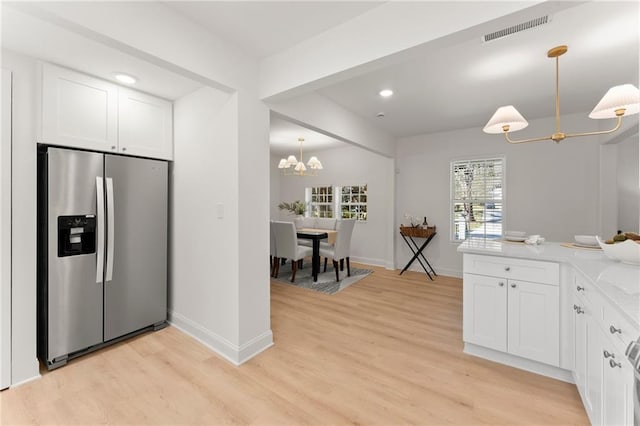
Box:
172, 87, 272, 364
616, 134, 640, 232
1, 69, 12, 389
272, 145, 395, 268
395, 113, 602, 277
2, 50, 40, 385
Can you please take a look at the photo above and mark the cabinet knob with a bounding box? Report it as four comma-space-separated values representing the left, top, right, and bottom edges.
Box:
510, 283, 516, 288
504, 266, 511, 271
609, 359, 622, 368
122, 147, 127, 152
498, 282, 504, 287
609, 325, 622, 335
573, 304, 584, 314
111, 146, 116, 150
576, 286, 584, 292
603, 350, 615, 359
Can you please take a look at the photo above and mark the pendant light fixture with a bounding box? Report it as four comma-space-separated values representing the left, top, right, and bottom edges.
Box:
483, 45, 640, 144
277, 137, 323, 176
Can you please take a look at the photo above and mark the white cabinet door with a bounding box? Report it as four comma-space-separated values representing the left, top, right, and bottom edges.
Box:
585, 312, 603, 425
507, 280, 559, 366
574, 298, 587, 401
41, 63, 118, 152
463, 273, 507, 352
118, 88, 173, 160
601, 335, 634, 426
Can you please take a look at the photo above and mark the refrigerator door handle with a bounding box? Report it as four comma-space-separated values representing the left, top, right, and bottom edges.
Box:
96, 176, 105, 283
105, 177, 115, 282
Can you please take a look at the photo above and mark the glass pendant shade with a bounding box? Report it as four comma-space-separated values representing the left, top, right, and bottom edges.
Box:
278, 159, 288, 169
589, 84, 640, 119
483, 105, 529, 134
294, 161, 306, 172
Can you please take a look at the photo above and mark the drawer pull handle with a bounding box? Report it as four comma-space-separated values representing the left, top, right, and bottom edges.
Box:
576, 286, 584, 292
609, 359, 621, 368
573, 304, 584, 314
498, 282, 504, 287
609, 325, 622, 335
510, 283, 516, 288
603, 350, 614, 359
504, 266, 511, 272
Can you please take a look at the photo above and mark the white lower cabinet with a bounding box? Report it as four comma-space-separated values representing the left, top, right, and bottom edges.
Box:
601, 335, 634, 426
462, 273, 507, 352
573, 271, 635, 426
462, 252, 637, 425
463, 272, 559, 366
507, 280, 559, 366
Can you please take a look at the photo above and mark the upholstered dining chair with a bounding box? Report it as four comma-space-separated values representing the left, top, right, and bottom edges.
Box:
272, 221, 313, 282
319, 219, 356, 281
270, 221, 277, 277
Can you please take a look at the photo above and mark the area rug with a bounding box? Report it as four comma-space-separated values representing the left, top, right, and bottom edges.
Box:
271, 261, 372, 295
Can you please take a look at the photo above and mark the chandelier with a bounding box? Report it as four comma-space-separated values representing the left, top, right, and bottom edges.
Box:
483, 45, 639, 144
277, 137, 323, 176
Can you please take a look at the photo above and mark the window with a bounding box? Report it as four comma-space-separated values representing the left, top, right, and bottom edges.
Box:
306, 185, 334, 218
338, 185, 367, 221
451, 158, 504, 241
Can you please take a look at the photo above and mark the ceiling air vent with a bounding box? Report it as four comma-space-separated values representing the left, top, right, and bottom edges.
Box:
483, 16, 549, 43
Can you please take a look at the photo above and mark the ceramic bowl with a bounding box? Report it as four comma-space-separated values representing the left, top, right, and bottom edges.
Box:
574, 235, 598, 246
505, 230, 526, 237
596, 236, 640, 265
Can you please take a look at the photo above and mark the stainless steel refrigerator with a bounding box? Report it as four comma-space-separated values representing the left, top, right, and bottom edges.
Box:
37, 147, 168, 369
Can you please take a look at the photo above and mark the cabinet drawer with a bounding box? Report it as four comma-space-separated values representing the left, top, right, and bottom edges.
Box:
463, 254, 559, 285
603, 303, 638, 354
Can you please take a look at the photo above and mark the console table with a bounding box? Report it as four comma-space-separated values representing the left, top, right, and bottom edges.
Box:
399, 226, 437, 280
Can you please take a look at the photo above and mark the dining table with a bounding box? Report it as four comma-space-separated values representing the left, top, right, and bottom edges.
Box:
296, 229, 329, 282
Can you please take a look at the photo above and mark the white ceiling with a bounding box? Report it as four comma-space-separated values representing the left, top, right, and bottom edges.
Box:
163, 1, 384, 59
316, 1, 640, 138
270, 115, 346, 155
3, 1, 637, 147
1, 4, 202, 100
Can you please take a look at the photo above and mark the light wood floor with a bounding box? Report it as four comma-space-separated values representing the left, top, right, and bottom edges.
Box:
1, 265, 588, 425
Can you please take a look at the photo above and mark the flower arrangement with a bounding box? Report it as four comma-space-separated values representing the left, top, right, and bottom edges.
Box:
404, 214, 422, 228
278, 200, 307, 215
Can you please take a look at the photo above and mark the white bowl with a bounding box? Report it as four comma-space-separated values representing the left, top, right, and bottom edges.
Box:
596, 236, 640, 265
505, 230, 526, 237
574, 235, 598, 246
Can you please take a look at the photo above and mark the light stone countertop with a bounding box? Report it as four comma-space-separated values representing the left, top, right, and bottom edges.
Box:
457, 239, 640, 331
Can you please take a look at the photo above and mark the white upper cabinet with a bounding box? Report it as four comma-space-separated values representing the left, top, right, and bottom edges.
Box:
40, 63, 173, 160
118, 88, 173, 160
41, 63, 118, 152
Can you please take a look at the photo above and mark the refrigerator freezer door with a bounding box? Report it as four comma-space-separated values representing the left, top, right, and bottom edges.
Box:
46, 148, 104, 361
104, 155, 167, 341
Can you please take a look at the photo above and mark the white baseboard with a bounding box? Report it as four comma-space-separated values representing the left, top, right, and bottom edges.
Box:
168, 310, 273, 366
350, 256, 388, 269
464, 343, 574, 383
9, 373, 41, 389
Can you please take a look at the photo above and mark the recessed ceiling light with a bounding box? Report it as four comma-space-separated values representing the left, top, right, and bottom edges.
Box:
376, 112, 385, 118
113, 73, 137, 85
379, 89, 393, 97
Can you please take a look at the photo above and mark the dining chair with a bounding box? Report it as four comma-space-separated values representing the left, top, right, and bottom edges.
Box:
272, 221, 313, 282
319, 219, 356, 281
270, 221, 277, 277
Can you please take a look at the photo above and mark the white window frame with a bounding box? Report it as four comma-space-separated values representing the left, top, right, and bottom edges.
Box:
337, 184, 367, 221
305, 185, 335, 218
450, 156, 506, 242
